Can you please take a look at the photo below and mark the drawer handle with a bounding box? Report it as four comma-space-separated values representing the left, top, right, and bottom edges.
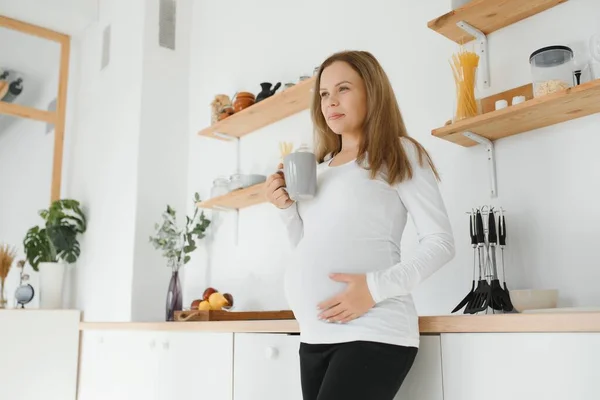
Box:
265, 346, 279, 360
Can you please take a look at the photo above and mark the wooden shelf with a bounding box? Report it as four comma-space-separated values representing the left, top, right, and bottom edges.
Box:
196, 183, 266, 210
427, 0, 568, 43
0, 101, 57, 124
198, 77, 316, 140
432, 79, 600, 147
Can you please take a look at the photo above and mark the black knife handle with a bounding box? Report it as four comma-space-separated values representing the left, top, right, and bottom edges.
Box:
488, 210, 497, 244
476, 210, 485, 244
470, 213, 477, 245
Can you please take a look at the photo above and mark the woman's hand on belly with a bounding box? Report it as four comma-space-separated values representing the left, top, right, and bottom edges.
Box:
316, 273, 376, 324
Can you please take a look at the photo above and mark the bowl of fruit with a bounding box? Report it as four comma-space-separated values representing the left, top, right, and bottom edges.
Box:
190, 287, 234, 312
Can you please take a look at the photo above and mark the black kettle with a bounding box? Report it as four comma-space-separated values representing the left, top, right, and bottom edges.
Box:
256, 82, 281, 102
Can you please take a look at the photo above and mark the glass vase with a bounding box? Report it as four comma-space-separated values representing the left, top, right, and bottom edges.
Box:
0, 279, 7, 309
165, 262, 183, 322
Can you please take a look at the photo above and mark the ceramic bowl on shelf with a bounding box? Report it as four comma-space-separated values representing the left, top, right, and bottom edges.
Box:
509, 289, 559, 313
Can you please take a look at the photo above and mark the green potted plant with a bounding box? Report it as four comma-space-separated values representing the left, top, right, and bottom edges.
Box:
23, 199, 86, 309
149, 193, 211, 321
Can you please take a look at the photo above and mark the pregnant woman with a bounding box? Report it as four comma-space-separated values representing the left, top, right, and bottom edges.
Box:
265, 50, 455, 400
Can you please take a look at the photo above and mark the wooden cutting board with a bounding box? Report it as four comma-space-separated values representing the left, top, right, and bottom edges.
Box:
174, 309, 295, 322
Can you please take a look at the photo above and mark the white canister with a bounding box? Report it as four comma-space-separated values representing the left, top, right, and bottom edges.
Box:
38, 261, 66, 309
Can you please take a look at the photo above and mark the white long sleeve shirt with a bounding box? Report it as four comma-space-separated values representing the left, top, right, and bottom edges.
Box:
280, 137, 455, 348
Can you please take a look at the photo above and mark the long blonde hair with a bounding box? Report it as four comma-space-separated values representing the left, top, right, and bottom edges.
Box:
311, 50, 440, 184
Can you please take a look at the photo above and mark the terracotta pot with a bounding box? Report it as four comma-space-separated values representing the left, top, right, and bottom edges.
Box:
233, 97, 255, 112
236, 91, 255, 100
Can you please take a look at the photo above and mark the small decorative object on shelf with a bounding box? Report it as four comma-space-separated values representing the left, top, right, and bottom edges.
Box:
450, 46, 480, 121
255, 82, 281, 102
23, 199, 87, 309
149, 193, 211, 321
210, 94, 232, 124
218, 106, 234, 121
232, 91, 255, 112
0, 243, 17, 308
14, 260, 34, 308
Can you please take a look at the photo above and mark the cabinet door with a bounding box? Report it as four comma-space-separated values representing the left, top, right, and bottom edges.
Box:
0, 310, 79, 400
233, 333, 302, 400
394, 335, 444, 400
158, 332, 233, 400
78, 331, 159, 400
77, 331, 108, 400
441, 333, 600, 400
120, 331, 160, 400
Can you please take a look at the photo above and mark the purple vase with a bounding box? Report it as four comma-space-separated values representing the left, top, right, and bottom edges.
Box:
166, 269, 182, 321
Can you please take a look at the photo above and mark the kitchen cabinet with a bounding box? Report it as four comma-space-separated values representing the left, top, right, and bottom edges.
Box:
78, 330, 233, 400
0, 310, 80, 400
441, 332, 600, 400
78, 330, 158, 400
233, 333, 302, 400
394, 335, 444, 400
158, 331, 233, 400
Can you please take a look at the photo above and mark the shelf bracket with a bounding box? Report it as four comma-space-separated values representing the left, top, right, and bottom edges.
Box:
463, 131, 497, 198
456, 21, 490, 88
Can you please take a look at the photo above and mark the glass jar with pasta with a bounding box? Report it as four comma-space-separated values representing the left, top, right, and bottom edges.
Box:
450, 47, 481, 122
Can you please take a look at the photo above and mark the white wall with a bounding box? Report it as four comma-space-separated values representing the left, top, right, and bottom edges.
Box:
64, 0, 146, 321
186, 0, 600, 314
0, 26, 60, 308
62, 0, 194, 321
130, 0, 193, 321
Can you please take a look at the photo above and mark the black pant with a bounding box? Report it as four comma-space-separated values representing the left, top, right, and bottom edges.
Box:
299, 340, 418, 400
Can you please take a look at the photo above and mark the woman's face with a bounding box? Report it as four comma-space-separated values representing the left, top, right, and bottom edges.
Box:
319, 61, 367, 136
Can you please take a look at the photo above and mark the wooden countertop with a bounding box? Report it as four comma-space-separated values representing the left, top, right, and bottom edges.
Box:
79, 313, 600, 334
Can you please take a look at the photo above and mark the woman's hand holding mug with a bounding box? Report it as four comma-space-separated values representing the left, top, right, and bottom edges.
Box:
265, 163, 294, 209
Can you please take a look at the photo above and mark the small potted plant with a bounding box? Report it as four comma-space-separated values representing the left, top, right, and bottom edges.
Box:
23, 199, 87, 309
149, 193, 211, 321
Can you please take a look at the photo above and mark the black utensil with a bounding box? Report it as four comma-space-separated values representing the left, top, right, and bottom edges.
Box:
451, 211, 477, 313
488, 210, 509, 311
498, 213, 514, 311
465, 210, 491, 314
